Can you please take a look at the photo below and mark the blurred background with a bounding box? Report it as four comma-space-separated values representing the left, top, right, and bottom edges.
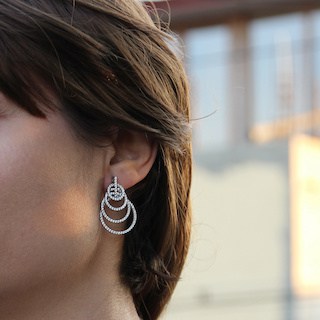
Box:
145, 1, 320, 319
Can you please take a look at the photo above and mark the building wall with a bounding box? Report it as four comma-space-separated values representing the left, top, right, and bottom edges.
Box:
163, 142, 289, 319
185, 9, 320, 149
159, 6, 320, 320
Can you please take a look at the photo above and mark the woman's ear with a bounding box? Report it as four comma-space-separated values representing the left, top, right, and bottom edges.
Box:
104, 130, 157, 190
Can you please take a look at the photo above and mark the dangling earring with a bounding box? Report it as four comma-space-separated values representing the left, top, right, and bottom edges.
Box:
99, 176, 137, 235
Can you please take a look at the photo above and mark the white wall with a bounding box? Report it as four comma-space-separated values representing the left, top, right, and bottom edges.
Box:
163, 146, 289, 319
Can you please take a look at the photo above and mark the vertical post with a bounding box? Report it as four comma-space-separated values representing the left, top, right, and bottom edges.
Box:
287, 145, 294, 320
302, 11, 315, 133
228, 18, 251, 145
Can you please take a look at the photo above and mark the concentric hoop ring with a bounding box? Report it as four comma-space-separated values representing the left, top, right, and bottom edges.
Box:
99, 201, 137, 235
100, 197, 131, 223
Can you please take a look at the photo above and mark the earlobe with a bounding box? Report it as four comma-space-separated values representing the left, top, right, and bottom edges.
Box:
105, 130, 157, 190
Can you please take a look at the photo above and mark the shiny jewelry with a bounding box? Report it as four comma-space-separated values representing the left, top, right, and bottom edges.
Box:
99, 177, 137, 235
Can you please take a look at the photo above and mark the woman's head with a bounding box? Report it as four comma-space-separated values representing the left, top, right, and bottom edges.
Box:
0, 0, 192, 319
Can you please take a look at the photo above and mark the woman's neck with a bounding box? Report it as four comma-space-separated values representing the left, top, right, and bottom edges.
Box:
0, 239, 140, 320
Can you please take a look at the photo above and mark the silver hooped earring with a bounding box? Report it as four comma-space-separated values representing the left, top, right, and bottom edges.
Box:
99, 177, 137, 235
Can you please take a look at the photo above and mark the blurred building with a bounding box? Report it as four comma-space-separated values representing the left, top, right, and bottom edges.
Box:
144, 1, 320, 320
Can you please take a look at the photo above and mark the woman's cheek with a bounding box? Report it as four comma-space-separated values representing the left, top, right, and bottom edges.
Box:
0, 104, 99, 286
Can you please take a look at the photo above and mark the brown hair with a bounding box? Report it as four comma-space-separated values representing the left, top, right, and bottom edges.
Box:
0, 1, 192, 319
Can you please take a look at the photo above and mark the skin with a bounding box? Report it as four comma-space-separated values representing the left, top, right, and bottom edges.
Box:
0, 93, 155, 320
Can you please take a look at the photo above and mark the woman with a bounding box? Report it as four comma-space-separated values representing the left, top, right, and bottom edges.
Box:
0, 0, 192, 319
